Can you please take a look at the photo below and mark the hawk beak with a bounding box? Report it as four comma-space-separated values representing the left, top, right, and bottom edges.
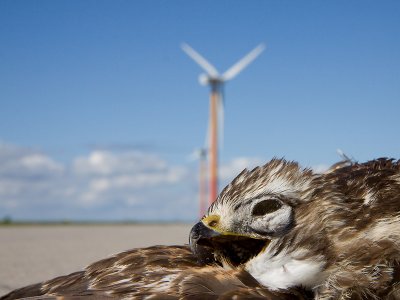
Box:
189, 219, 270, 267
189, 221, 221, 265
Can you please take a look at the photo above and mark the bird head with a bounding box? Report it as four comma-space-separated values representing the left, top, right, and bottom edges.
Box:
190, 159, 314, 267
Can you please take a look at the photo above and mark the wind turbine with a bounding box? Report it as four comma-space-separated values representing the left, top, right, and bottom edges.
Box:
189, 148, 208, 217
182, 43, 265, 204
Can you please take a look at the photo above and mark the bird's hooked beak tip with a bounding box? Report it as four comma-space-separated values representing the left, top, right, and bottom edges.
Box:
189, 220, 270, 267
189, 221, 221, 265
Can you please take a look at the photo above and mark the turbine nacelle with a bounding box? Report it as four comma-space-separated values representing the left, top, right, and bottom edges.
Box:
198, 74, 224, 86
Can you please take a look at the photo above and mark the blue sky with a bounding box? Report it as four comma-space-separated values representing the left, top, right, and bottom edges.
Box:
0, 1, 399, 221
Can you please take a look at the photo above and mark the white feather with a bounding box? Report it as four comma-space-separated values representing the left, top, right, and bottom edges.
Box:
245, 247, 326, 290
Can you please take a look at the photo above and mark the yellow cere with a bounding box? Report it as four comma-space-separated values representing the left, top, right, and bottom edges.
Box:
202, 215, 221, 231
201, 215, 246, 237
201, 215, 270, 240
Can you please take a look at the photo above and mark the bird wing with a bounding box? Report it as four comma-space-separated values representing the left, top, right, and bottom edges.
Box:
1, 245, 309, 299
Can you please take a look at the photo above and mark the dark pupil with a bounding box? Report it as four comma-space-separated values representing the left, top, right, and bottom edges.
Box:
252, 199, 282, 216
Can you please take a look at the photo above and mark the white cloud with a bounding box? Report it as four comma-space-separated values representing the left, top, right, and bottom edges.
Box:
219, 157, 264, 182
0, 142, 63, 178
0, 141, 331, 221
73, 150, 166, 176
69, 150, 189, 207
19, 153, 64, 173
0, 142, 194, 221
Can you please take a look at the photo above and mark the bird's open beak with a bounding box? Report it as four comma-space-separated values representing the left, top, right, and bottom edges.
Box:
189, 221, 220, 265
189, 220, 268, 266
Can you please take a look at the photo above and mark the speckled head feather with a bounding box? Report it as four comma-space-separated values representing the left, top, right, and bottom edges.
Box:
211, 158, 313, 209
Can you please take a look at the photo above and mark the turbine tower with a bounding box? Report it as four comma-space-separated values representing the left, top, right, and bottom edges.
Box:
192, 148, 208, 217
182, 43, 265, 204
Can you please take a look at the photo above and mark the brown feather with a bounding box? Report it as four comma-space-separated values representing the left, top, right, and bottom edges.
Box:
1, 245, 308, 299
200, 158, 400, 299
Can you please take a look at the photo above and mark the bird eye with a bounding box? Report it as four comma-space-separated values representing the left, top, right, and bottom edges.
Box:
252, 199, 282, 216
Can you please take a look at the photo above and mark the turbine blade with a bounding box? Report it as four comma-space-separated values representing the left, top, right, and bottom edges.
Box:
222, 43, 265, 81
181, 43, 219, 77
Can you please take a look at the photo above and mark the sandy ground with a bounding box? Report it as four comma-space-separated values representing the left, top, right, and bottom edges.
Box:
0, 224, 192, 296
